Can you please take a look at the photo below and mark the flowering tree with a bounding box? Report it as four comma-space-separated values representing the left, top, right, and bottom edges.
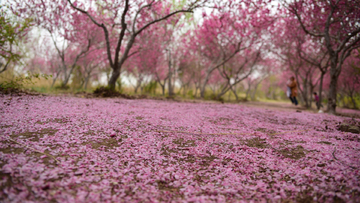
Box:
25, 43, 63, 87
296, 38, 329, 110
338, 54, 360, 109
285, 0, 360, 113
161, 19, 185, 97
244, 58, 277, 101
9, 0, 103, 88
122, 22, 168, 94
177, 53, 203, 98
50, 12, 103, 88
78, 48, 107, 90
153, 58, 169, 96
215, 49, 262, 99
279, 46, 320, 108
189, 0, 276, 98
272, 16, 326, 108
66, 0, 208, 90
135, 15, 182, 96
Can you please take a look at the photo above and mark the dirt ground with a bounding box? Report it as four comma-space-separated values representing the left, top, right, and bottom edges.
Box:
239, 100, 360, 118
45, 90, 360, 118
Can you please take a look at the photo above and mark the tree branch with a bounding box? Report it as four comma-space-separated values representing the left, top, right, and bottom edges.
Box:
134, 9, 194, 37
288, 7, 324, 38
67, 39, 92, 80
0, 58, 11, 74
323, 1, 337, 55
338, 27, 360, 55
67, 0, 114, 68
114, 0, 129, 70
132, 0, 156, 34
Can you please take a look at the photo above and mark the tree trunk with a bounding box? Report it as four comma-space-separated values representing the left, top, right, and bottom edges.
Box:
350, 92, 358, 109
182, 84, 188, 97
168, 78, 173, 96
134, 77, 142, 94
0, 58, 11, 74
301, 79, 310, 108
167, 51, 174, 97
51, 73, 60, 88
134, 86, 139, 94
108, 36, 136, 90
246, 82, 251, 99
230, 86, 239, 101
200, 70, 212, 98
327, 74, 338, 114
216, 83, 231, 99
160, 84, 165, 95
318, 73, 325, 110
108, 69, 121, 89
309, 85, 314, 108
194, 85, 199, 98
168, 71, 173, 96
155, 74, 167, 96
84, 76, 90, 90
251, 83, 260, 101
62, 69, 73, 87
305, 81, 310, 108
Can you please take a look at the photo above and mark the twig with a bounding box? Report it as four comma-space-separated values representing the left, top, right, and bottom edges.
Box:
332, 147, 357, 169
268, 130, 309, 136
332, 147, 338, 160
7, 137, 60, 164
156, 130, 246, 136
155, 129, 310, 136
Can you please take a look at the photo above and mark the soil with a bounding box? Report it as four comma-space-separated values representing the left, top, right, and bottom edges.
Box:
0, 87, 45, 96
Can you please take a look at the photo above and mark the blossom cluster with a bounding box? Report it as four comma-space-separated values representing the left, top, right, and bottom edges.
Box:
0, 95, 359, 202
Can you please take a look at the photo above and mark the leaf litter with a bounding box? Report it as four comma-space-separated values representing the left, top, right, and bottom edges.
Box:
0, 95, 359, 202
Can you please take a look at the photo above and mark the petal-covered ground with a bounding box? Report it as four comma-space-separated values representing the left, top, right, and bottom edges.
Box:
0, 95, 360, 202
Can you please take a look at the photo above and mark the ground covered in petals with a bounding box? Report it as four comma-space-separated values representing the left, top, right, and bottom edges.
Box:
1, 95, 360, 202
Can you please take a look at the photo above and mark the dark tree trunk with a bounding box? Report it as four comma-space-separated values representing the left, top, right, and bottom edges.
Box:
109, 69, 121, 89
317, 73, 325, 110
230, 86, 239, 101
161, 84, 165, 95
349, 92, 358, 109
200, 71, 211, 98
327, 73, 338, 114
84, 76, 90, 90
251, 83, 260, 101
134, 77, 143, 94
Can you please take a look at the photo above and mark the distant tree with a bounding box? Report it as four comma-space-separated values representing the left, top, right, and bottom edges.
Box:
338, 54, 360, 109
0, 5, 32, 74
285, 0, 360, 114
189, 0, 275, 98
65, 0, 208, 90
